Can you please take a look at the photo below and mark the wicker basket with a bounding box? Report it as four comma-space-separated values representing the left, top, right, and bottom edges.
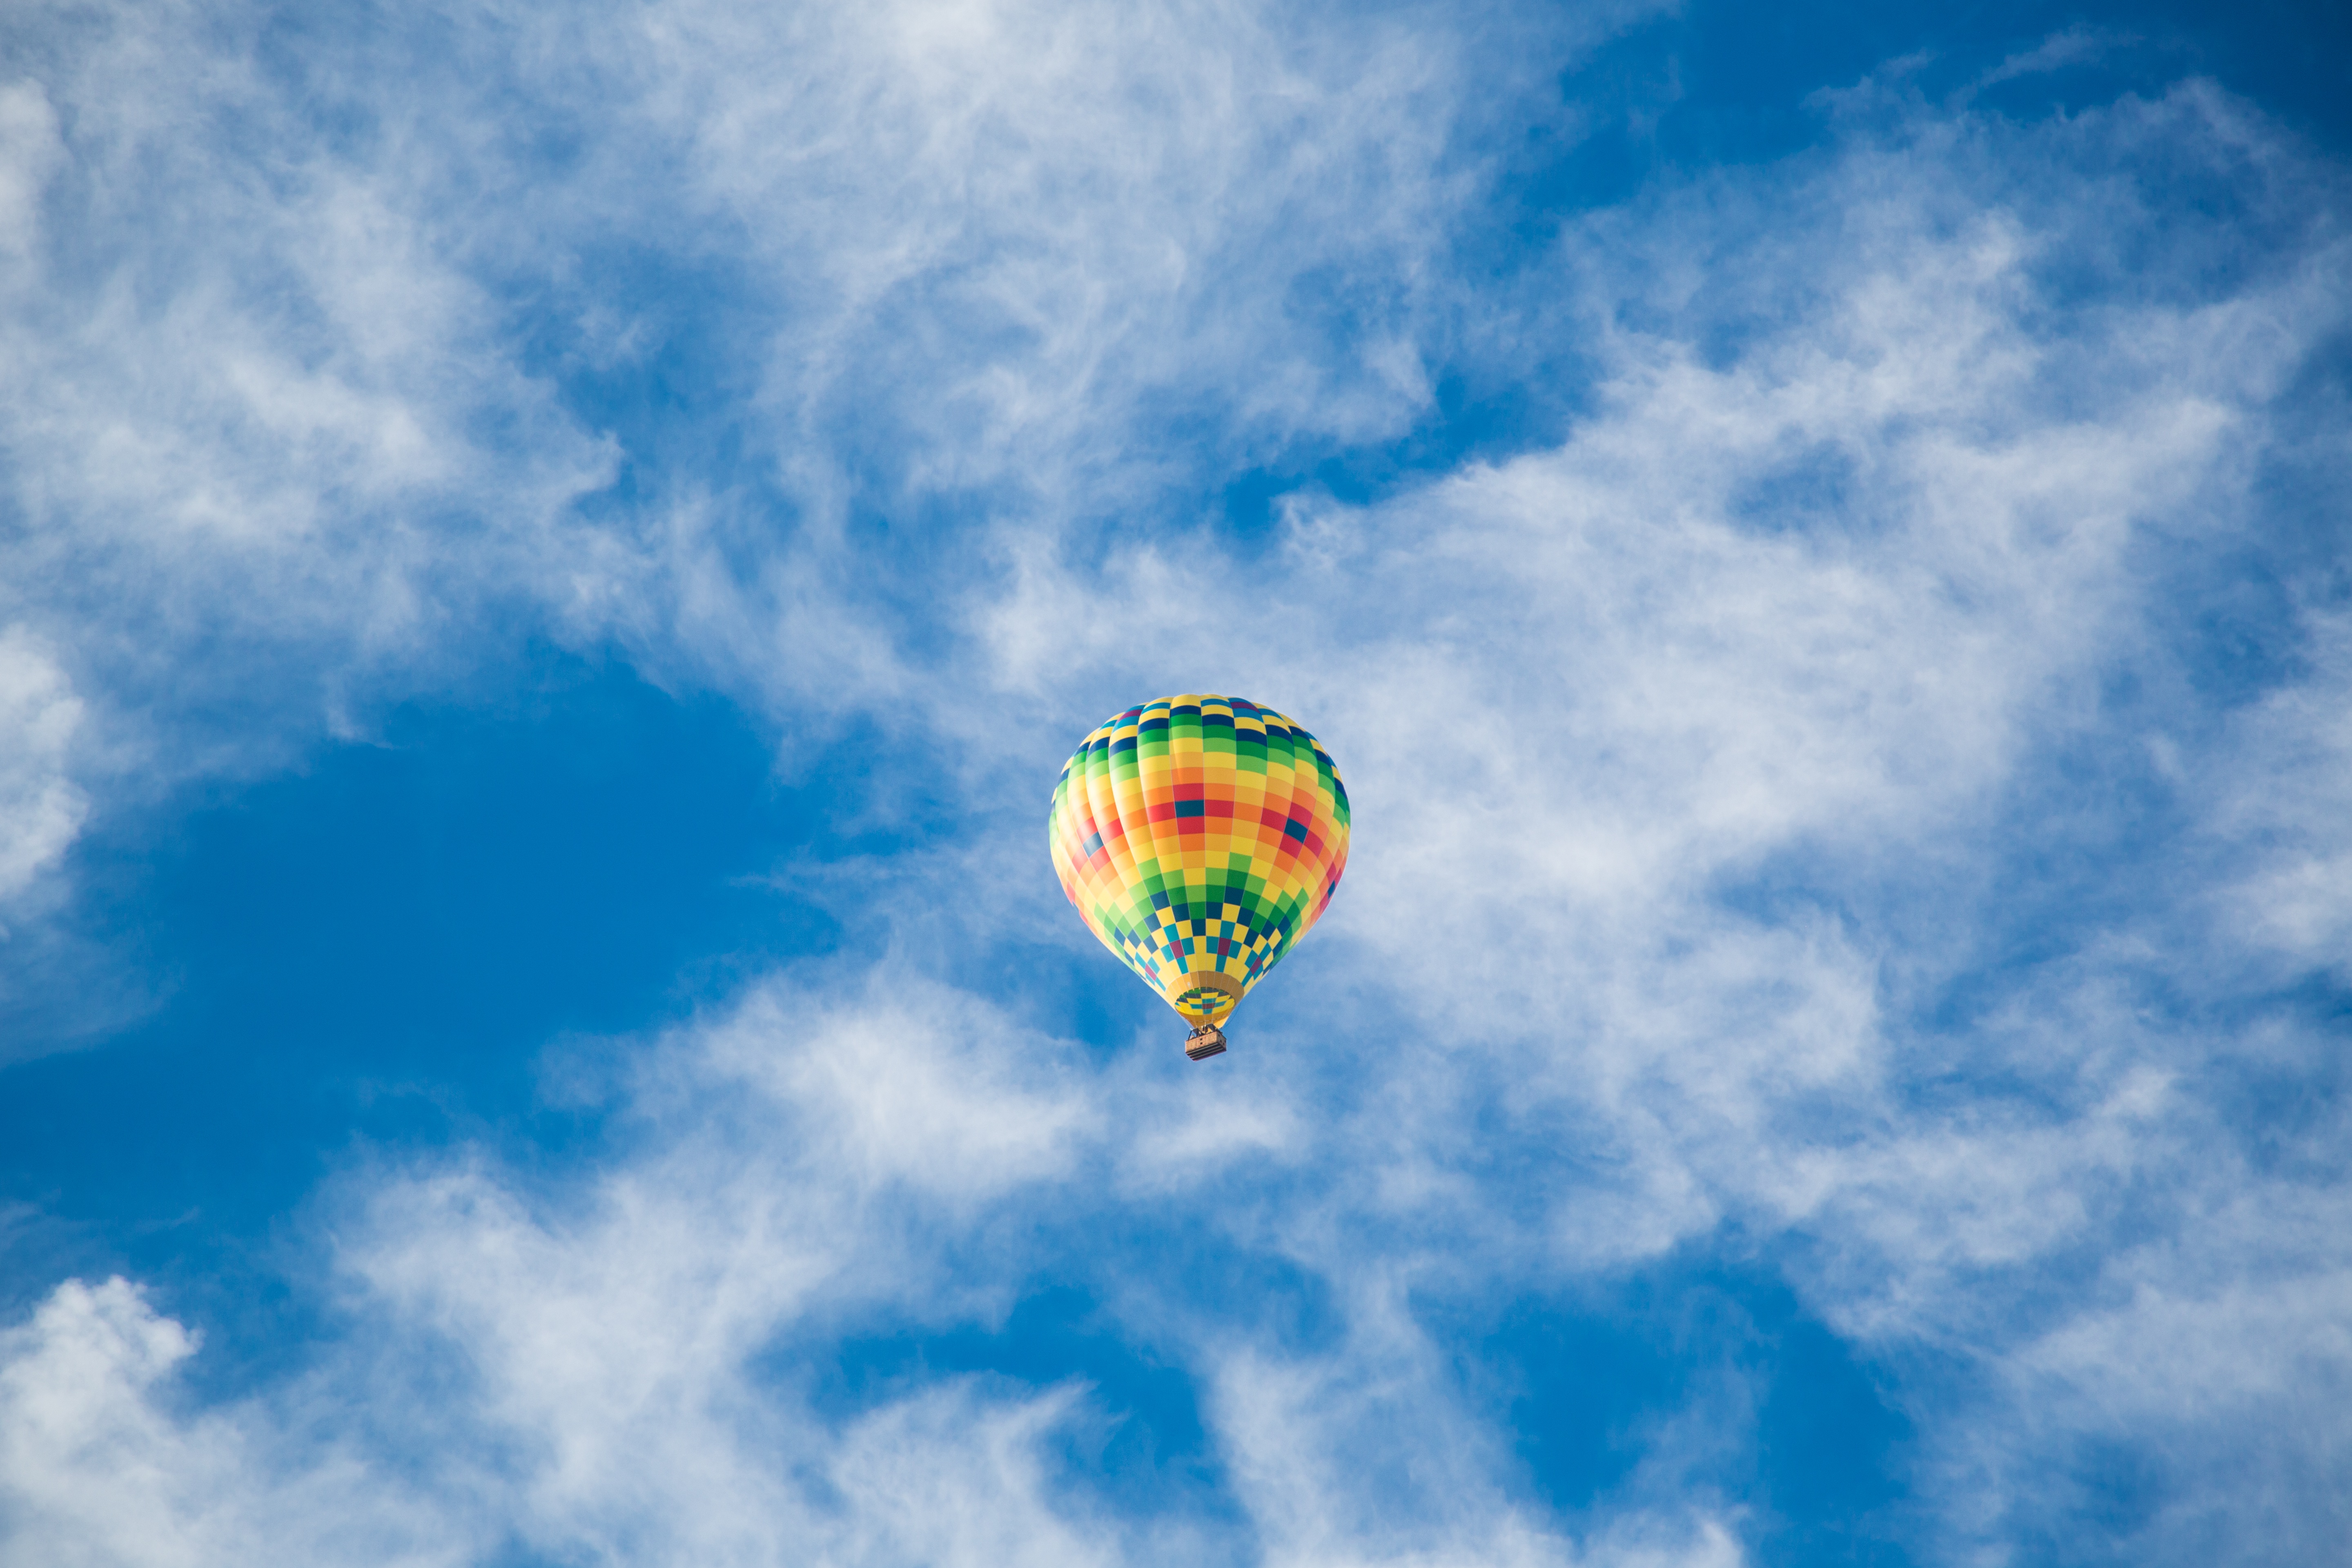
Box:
1184, 1025, 1228, 1061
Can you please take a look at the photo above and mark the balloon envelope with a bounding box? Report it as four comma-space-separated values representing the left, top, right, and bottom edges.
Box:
1047, 694, 1350, 1029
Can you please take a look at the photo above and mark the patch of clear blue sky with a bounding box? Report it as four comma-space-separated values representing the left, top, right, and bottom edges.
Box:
0, 657, 840, 1374
1469, 1255, 1918, 1565
4, 0, 2346, 1557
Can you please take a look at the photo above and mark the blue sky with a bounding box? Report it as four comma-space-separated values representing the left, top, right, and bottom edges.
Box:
2, 1, 2348, 1563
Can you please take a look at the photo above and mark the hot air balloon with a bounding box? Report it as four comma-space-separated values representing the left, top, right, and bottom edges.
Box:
1047, 694, 1350, 1060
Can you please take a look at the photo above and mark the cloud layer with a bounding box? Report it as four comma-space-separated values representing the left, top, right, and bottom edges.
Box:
2, 2, 2349, 1564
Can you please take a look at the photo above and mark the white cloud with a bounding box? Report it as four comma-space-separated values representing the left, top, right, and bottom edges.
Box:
826, 1385, 1124, 1568
0, 627, 85, 912
0, 1278, 206, 1565
0, 80, 64, 259
2210, 611, 2352, 976
0, 1277, 472, 1568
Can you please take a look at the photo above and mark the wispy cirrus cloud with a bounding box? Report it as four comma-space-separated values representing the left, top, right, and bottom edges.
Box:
0, 627, 84, 911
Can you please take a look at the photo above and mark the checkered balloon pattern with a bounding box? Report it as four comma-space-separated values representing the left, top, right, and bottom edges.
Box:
1047, 695, 1350, 1028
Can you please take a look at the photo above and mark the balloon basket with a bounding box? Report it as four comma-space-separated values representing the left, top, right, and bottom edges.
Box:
1184, 1025, 1227, 1061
